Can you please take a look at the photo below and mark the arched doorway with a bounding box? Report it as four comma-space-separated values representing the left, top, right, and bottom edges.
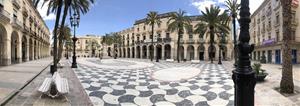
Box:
119, 48, 122, 57
164, 44, 171, 59
22, 36, 27, 62
136, 46, 141, 58
127, 48, 130, 58
11, 31, 19, 64
108, 47, 111, 57
198, 45, 205, 60
208, 45, 216, 60
187, 45, 194, 61
0, 24, 7, 65
156, 45, 162, 60
179, 46, 184, 61
132, 47, 135, 58
29, 39, 33, 60
142, 45, 147, 59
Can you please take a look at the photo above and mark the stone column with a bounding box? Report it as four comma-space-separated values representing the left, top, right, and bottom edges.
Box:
171, 46, 175, 59
147, 46, 150, 59
162, 45, 165, 60
2, 37, 11, 65
184, 45, 187, 60
204, 44, 209, 61
26, 37, 30, 61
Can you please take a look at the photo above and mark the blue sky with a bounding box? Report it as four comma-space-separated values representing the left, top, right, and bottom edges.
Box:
38, 0, 263, 37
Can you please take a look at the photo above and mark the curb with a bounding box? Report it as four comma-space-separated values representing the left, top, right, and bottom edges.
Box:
0, 62, 52, 106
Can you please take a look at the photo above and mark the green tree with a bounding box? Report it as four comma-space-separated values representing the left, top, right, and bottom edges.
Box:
225, 0, 240, 65
146, 11, 161, 61
167, 10, 192, 63
280, 0, 294, 93
194, 6, 230, 63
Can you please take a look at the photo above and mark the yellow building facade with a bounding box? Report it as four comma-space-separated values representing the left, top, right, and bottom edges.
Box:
0, 0, 51, 65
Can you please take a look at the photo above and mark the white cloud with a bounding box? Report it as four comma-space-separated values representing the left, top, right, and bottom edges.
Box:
37, 1, 56, 21
191, 0, 264, 14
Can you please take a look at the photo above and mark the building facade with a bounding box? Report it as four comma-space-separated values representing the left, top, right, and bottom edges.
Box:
0, 0, 51, 66
112, 12, 233, 61
72, 35, 104, 58
250, 0, 300, 64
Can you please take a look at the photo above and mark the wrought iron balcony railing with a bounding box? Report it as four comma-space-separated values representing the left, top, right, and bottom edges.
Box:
0, 8, 10, 23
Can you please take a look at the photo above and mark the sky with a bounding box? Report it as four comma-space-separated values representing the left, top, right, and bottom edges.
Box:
38, 0, 264, 37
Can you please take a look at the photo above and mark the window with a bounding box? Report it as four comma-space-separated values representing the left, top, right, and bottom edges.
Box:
276, 14, 280, 24
166, 33, 170, 38
143, 26, 145, 30
189, 34, 193, 39
143, 36, 146, 40
137, 28, 139, 32
291, 31, 296, 41
276, 31, 279, 41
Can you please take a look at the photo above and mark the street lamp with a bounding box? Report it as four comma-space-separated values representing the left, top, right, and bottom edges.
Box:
232, 0, 256, 106
70, 13, 80, 68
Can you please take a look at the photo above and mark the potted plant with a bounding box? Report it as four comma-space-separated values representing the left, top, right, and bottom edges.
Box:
252, 63, 268, 81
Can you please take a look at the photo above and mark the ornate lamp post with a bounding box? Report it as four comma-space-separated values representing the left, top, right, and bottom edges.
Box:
70, 13, 80, 68
232, 0, 256, 106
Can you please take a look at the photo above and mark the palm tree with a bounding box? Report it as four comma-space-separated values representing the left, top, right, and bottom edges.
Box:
167, 10, 192, 63
146, 11, 161, 62
56, 25, 72, 62
57, 0, 94, 63
225, 0, 240, 65
280, 0, 294, 94
86, 39, 100, 57
194, 6, 230, 63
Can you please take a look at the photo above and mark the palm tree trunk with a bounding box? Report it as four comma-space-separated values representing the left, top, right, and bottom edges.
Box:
151, 24, 154, 61
52, 0, 63, 74
57, 1, 71, 64
280, 0, 294, 93
210, 27, 214, 63
177, 30, 181, 63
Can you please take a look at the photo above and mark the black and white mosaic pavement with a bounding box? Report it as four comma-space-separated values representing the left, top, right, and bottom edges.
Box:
72, 59, 234, 106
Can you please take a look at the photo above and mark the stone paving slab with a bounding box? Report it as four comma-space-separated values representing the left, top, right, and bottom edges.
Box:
0, 58, 52, 104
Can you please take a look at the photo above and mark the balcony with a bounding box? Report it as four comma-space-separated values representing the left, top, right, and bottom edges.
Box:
23, 25, 29, 34
197, 38, 205, 43
12, 0, 20, 9
163, 38, 172, 43
0, 8, 10, 24
186, 39, 195, 44
291, 18, 299, 29
11, 17, 23, 30
157, 38, 163, 43
22, 7, 28, 17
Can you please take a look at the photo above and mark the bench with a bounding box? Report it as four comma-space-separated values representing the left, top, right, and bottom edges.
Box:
166, 59, 174, 62
38, 72, 69, 99
191, 60, 200, 64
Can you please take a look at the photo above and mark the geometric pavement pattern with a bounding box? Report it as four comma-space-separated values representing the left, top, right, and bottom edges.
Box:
72, 59, 234, 106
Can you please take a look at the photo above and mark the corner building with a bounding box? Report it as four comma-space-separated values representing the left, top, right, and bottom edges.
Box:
0, 0, 51, 65
250, 0, 300, 64
115, 12, 234, 61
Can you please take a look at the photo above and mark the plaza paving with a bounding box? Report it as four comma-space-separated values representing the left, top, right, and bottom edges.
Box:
73, 58, 234, 106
